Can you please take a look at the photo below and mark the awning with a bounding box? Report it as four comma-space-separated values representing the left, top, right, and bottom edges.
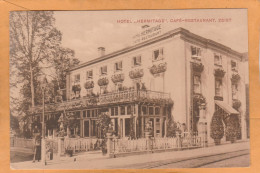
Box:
215, 100, 239, 115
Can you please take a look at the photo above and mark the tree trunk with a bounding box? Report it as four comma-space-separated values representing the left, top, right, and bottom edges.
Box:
30, 64, 35, 107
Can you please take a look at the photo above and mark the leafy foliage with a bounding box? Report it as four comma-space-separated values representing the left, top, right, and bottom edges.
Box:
96, 112, 112, 139
210, 111, 224, 141
166, 117, 181, 137
226, 115, 240, 142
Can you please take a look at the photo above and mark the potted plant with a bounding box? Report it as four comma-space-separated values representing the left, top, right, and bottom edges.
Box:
210, 111, 224, 145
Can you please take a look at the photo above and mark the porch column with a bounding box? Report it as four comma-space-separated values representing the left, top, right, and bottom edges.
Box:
141, 117, 144, 138
160, 118, 162, 137
198, 104, 207, 147
241, 111, 247, 140
153, 118, 156, 137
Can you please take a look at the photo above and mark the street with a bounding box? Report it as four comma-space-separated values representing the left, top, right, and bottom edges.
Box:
11, 141, 250, 169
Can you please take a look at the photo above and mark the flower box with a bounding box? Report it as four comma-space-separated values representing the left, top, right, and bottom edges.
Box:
98, 77, 109, 86
192, 62, 204, 73
232, 99, 241, 110
150, 63, 167, 75
84, 81, 94, 89
72, 84, 81, 94
111, 73, 124, 83
129, 69, 144, 79
214, 68, 225, 78
231, 73, 241, 83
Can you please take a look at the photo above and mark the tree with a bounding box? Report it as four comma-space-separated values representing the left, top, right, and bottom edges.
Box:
10, 11, 62, 108
210, 111, 224, 145
10, 11, 80, 136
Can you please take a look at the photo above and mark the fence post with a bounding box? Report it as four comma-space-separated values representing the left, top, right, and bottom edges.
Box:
57, 138, 61, 159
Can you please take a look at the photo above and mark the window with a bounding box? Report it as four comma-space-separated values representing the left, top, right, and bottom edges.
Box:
215, 78, 223, 97
87, 110, 91, 117
133, 55, 141, 66
115, 61, 123, 71
149, 107, 154, 115
114, 107, 118, 116
191, 46, 201, 58
86, 70, 93, 79
214, 54, 222, 66
142, 106, 147, 115
232, 83, 238, 100
193, 75, 201, 94
231, 60, 238, 72
127, 105, 132, 115
83, 111, 86, 118
120, 106, 125, 115
74, 74, 80, 83
100, 66, 107, 75
153, 48, 164, 61
155, 107, 160, 115
111, 107, 118, 116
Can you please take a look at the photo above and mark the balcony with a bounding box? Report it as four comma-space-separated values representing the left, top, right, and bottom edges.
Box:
30, 89, 173, 114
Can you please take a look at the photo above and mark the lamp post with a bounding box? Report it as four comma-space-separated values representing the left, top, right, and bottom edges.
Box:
41, 76, 48, 165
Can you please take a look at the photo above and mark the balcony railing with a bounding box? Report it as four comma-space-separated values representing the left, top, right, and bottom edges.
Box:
30, 89, 172, 113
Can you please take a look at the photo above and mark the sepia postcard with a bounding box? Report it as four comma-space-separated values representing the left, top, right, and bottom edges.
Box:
9, 9, 250, 169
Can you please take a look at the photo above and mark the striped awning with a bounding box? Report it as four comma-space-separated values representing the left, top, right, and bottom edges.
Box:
215, 100, 239, 114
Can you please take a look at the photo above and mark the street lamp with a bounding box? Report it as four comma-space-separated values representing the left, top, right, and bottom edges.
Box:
41, 76, 48, 165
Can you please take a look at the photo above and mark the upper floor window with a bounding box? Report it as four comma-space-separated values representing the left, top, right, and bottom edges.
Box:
74, 74, 80, 83
100, 66, 107, 75
215, 78, 223, 97
191, 46, 201, 59
114, 61, 123, 71
214, 54, 222, 66
153, 48, 164, 61
133, 55, 141, 66
193, 75, 201, 94
231, 60, 238, 72
86, 70, 93, 79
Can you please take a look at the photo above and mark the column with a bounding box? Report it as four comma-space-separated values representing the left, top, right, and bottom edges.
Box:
198, 105, 207, 147
141, 117, 144, 138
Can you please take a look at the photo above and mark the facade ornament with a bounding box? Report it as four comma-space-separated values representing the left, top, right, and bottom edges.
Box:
214, 68, 226, 78
150, 62, 167, 75
129, 69, 144, 79
98, 77, 109, 86
111, 73, 125, 83
84, 81, 94, 89
192, 62, 204, 73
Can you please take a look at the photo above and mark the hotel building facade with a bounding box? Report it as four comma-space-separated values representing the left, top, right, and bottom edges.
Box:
31, 27, 249, 144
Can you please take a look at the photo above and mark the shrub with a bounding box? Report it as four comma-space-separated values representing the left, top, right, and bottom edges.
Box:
226, 114, 240, 143
210, 111, 224, 145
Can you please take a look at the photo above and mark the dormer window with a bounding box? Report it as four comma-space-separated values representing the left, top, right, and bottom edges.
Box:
153, 48, 164, 61
86, 70, 93, 79
191, 46, 201, 60
115, 61, 123, 71
231, 60, 238, 72
74, 74, 80, 83
214, 54, 222, 66
100, 66, 107, 75
133, 55, 141, 66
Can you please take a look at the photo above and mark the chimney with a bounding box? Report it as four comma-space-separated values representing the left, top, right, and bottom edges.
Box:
98, 47, 105, 57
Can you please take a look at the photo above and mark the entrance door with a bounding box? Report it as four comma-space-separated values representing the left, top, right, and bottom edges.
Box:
84, 120, 90, 137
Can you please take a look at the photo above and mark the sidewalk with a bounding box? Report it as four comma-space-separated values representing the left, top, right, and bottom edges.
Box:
11, 140, 250, 169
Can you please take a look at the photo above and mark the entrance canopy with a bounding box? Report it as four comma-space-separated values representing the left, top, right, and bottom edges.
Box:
215, 100, 239, 115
